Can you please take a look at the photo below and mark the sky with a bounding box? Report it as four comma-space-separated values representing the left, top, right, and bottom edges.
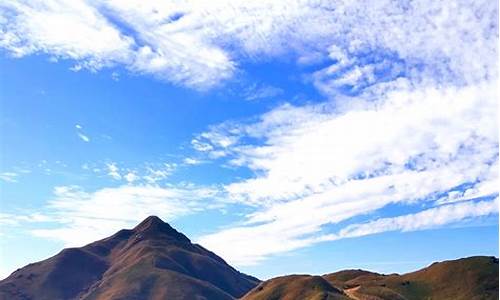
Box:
0, 0, 498, 280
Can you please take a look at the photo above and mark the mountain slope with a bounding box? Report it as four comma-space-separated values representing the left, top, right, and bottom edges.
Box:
0, 216, 259, 300
323, 256, 499, 300
241, 275, 351, 300
1, 217, 497, 300
243, 256, 498, 300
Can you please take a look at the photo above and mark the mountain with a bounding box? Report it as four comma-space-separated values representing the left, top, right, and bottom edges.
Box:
243, 256, 499, 300
0, 216, 259, 300
241, 275, 350, 300
1, 218, 498, 300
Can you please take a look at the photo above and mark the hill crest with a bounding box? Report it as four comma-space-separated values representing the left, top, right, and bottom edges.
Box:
0, 216, 259, 300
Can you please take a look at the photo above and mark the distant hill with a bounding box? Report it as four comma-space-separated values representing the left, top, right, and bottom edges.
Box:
0, 216, 259, 300
241, 275, 350, 300
0, 217, 497, 300
244, 256, 499, 300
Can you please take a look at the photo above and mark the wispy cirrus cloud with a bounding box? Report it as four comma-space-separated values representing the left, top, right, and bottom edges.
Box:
191, 0, 498, 265
75, 124, 90, 142
101, 161, 177, 184
0, 172, 19, 183
183, 157, 203, 166
195, 81, 498, 265
1, 0, 497, 268
105, 162, 121, 180
2, 1, 496, 89
1, 0, 231, 89
30, 183, 223, 247
199, 198, 498, 265
332, 197, 499, 240
77, 133, 90, 142
242, 83, 284, 101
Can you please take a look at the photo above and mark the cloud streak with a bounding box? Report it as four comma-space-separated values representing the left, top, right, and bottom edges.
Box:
195, 80, 498, 265
0, 172, 18, 183
334, 198, 499, 240
1, 0, 497, 268
75, 124, 90, 142
77, 133, 90, 142
30, 184, 223, 247
2, 1, 496, 89
191, 0, 498, 265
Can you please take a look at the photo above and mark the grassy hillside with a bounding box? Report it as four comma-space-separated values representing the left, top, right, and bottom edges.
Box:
323, 256, 499, 300
242, 256, 498, 300
0, 216, 259, 300
241, 274, 352, 300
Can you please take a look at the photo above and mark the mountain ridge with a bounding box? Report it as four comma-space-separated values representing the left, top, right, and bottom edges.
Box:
243, 256, 499, 300
0, 216, 497, 300
0, 216, 259, 300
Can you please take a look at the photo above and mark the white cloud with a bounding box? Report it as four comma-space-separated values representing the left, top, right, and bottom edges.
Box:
197, 81, 498, 205
77, 132, 90, 142
435, 162, 499, 205
124, 172, 138, 183
199, 197, 499, 266
334, 198, 499, 239
106, 162, 121, 180
0, 212, 53, 237
2, 1, 496, 89
0, 0, 133, 66
243, 83, 284, 101
183, 157, 202, 165
31, 184, 222, 247
0, 213, 22, 226
1, 0, 497, 268
84, 161, 179, 184
0, 172, 18, 183
143, 163, 176, 183
75, 124, 90, 142
195, 82, 499, 265
0, 0, 233, 89
192, 0, 499, 265
83, 161, 178, 184
111, 71, 119, 81
191, 138, 214, 152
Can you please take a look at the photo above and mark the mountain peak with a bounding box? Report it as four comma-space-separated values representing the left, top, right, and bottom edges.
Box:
0, 215, 259, 300
135, 215, 164, 227
132, 216, 190, 242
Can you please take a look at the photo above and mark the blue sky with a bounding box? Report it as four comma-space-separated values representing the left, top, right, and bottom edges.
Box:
0, 1, 498, 280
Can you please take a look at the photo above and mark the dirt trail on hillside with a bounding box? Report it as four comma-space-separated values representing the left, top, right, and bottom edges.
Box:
344, 286, 362, 300
344, 286, 384, 300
